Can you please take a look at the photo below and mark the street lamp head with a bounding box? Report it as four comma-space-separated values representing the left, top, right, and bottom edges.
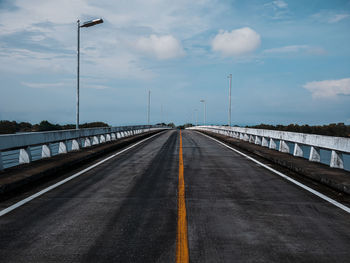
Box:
80, 18, 104, 28
200, 99, 205, 103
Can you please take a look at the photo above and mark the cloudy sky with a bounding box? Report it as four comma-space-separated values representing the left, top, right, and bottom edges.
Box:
0, 0, 349, 126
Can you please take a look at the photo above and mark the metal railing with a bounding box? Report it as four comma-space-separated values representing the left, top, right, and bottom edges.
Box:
188, 125, 350, 170
0, 125, 170, 170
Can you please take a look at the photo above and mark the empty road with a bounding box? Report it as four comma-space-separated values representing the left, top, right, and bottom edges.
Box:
0, 130, 349, 262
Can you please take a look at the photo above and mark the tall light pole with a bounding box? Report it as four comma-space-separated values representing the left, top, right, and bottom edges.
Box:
200, 99, 206, 125
76, 18, 103, 130
147, 90, 151, 125
228, 74, 232, 126
194, 109, 198, 126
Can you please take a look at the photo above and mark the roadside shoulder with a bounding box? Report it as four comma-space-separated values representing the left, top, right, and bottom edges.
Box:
197, 130, 350, 197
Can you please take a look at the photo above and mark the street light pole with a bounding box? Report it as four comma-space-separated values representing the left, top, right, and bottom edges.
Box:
228, 73, 232, 127
147, 90, 151, 125
194, 109, 198, 126
200, 99, 206, 125
76, 20, 80, 130
76, 18, 103, 130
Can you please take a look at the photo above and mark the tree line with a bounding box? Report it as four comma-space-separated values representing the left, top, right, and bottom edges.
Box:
1, 120, 349, 137
0, 120, 109, 134
246, 123, 350, 138
0, 120, 176, 134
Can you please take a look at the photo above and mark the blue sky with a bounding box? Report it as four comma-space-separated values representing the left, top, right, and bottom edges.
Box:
0, 0, 349, 126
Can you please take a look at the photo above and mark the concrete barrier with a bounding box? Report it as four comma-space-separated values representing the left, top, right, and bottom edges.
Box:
188, 125, 350, 170
0, 125, 169, 170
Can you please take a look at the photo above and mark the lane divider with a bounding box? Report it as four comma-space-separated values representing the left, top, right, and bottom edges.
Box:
199, 132, 350, 214
0, 131, 165, 217
176, 130, 189, 263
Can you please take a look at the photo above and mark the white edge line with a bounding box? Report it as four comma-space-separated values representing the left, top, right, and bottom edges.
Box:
198, 131, 350, 214
0, 131, 164, 217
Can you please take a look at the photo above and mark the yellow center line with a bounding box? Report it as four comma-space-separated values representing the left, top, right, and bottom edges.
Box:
176, 130, 189, 263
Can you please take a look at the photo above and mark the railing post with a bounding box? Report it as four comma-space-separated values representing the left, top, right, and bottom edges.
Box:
330, 150, 344, 169
293, 143, 303, 157
84, 137, 91, 147
249, 135, 255, 143
279, 140, 289, 153
255, 136, 262, 145
262, 137, 269, 147
309, 146, 320, 162
19, 146, 32, 164
100, 134, 106, 143
269, 138, 276, 150
58, 141, 68, 154
42, 144, 52, 158
92, 136, 99, 145
243, 134, 249, 141
106, 134, 111, 142
72, 139, 80, 151
111, 133, 116, 141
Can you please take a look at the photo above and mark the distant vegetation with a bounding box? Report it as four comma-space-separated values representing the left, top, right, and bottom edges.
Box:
177, 123, 193, 129
0, 120, 109, 134
180, 122, 349, 137
246, 123, 350, 138
156, 122, 176, 129
2, 120, 348, 137
0, 120, 175, 134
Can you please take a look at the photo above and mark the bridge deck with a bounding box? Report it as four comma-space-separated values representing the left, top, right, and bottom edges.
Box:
0, 130, 349, 262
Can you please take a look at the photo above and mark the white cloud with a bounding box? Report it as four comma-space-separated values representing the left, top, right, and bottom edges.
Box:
311, 11, 350, 24
303, 78, 350, 98
0, 0, 224, 80
328, 14, 350, 23
134, 34, 185, 60
264, 45, 308, 53
85, 84, 109, 90
264, 45, 326, 55
273, 0, 288, 9
212, 27, 261, 57
22, 82, 67, 89
264, 0, 288, 9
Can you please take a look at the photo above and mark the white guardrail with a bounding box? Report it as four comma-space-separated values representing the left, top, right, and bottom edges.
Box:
188, 125, 350, 170
0, 125, 170, 171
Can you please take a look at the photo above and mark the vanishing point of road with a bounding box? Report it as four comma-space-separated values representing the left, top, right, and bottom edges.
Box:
0, 130, 349, 262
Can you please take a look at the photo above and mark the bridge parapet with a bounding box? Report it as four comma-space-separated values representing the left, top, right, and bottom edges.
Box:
0, 125, 170, 170
189, 125, 350, 170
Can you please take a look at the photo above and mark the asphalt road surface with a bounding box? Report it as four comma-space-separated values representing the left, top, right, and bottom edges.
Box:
0, 130, 349, 262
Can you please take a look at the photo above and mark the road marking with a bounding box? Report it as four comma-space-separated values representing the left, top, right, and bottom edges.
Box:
0, 132, 164, 217
176, 130, 189, 263
199, 132, 350, 214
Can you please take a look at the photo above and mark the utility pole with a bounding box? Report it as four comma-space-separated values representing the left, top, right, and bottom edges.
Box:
161, 104, 163, 124
76, 18, 103, 130
228, 73, 232, 126
76, 20, 80, 129
195, 109, 198, 126
147, 90, 151, 125
200, 99, 206, 125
